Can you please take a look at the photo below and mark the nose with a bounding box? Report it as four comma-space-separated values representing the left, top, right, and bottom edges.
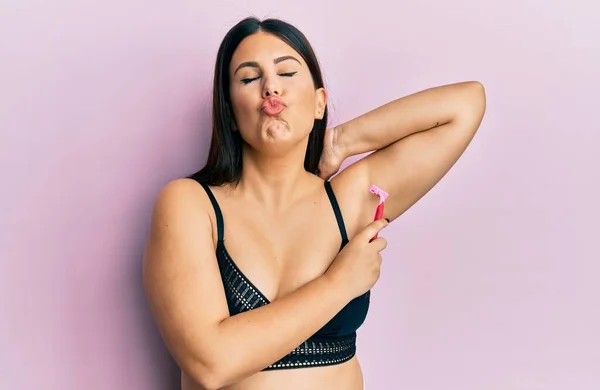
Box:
262, 73, 281, 98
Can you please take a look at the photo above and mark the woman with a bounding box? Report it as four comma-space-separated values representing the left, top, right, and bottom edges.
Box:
143, 16, 486, 390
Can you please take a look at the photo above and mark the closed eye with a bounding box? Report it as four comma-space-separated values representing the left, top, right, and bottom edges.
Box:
240, 72, 297, 85
241, 77, 259, 85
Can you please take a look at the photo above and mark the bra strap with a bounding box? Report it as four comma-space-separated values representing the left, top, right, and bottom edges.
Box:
324, 180, 349, 248
199, 183, 224, 242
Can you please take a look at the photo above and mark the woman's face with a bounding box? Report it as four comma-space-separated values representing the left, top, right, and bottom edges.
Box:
228, 32, 326, 156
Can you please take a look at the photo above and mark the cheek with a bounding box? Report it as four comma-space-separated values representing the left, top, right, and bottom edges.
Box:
230, 90, 257, 119
294, 86, 318, 118
292, 95, 318, 132
287, 75, 314, 105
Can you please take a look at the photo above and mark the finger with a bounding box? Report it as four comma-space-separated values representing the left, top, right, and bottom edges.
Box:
370, 237, 387, 252
359, 218, 389, 241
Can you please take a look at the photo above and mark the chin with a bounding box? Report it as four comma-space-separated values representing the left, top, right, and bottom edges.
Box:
262, 119, 292, 140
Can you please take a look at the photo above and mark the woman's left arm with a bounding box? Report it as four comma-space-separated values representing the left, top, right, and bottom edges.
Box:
329, 81, 486, 222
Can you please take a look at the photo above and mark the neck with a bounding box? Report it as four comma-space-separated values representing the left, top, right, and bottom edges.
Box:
237, 143, 316, 211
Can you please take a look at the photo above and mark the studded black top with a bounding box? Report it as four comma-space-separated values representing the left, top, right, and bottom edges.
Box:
196, 179, 370, 371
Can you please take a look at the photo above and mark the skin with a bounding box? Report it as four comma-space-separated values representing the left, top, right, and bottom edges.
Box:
143, 31, 486, 390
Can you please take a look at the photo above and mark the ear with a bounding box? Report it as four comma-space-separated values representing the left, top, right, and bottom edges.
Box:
314, 87, 328, 120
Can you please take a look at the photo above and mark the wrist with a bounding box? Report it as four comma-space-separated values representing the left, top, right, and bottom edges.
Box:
333, 124, 352, 160
321, 268, 354, 304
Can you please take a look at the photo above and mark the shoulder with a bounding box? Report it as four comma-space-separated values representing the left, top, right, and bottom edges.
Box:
152, 178, 211, 218
147, 178, 217, 247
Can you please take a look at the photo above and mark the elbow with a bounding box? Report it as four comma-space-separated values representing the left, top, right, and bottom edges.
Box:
186, 356, 238, 390
187, 363, 225, 390
467, 80, 486, 111
473, 81, 487, 121
455, 81, 486, 123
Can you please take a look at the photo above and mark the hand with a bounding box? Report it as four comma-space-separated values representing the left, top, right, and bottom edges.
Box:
325, 218, 389, 299
317, 126, 346, 180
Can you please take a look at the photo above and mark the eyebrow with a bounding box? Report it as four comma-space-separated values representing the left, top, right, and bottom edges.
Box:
233, 55, 301, 75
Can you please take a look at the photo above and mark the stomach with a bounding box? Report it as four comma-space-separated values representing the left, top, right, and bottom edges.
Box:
181, 356, 364, 390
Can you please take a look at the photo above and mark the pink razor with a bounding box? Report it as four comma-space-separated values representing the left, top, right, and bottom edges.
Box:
369, 184, 389, 240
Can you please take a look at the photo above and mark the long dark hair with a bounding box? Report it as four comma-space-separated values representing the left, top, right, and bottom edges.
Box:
190, 17, 328, 186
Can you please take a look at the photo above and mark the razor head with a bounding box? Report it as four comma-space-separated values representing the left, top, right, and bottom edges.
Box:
369, 184, 389, 202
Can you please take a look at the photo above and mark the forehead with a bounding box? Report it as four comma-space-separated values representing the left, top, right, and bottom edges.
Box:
230, 31, 307, 72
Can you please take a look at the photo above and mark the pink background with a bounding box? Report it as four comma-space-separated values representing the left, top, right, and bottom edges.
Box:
2, 1, 599, 389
